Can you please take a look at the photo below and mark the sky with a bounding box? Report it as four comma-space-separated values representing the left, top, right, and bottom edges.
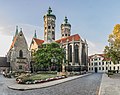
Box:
0, 0, 120, 56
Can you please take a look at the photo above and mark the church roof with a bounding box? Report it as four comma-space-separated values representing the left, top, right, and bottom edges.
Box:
33, 38, 44, 45
55, 34, 80, 43
89, 54, 111, 61
10, 36, 17, 49
0, 57, 10, 67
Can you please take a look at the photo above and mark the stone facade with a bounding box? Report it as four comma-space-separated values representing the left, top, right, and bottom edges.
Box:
7, 27, 31, 72
30, 7, 88, 68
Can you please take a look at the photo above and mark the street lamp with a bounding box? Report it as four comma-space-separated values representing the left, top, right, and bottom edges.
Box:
51, 57, 57, 71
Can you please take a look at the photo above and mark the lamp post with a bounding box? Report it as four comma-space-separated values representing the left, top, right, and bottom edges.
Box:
51, 56, 57, 71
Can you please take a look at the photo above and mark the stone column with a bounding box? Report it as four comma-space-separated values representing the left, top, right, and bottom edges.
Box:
66, 43, 68, 62
72, 43, 75, 65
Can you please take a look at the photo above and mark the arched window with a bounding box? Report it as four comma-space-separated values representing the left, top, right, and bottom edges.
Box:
19, 50, 23, 58
75, 45, 79, 63
69, 45, 72, 62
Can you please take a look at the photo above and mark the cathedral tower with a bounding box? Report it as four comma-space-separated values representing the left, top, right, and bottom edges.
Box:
61, 16, 71, 38
43, 7, 56, 43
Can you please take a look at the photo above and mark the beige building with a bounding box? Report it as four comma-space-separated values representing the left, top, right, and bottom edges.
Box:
7, 26, 31, 72
88, 54, 120, 73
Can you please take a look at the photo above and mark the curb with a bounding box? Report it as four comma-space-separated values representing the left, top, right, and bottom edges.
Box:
98, 73, 104, 95
8, 73, 92, 91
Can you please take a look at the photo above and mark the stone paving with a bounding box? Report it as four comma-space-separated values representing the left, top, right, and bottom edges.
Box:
99, 73, 120, 95
0, 73, 102, 95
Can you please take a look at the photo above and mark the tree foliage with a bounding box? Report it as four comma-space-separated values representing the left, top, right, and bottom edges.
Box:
33, 42, 65, 71
104, 24, 120, 64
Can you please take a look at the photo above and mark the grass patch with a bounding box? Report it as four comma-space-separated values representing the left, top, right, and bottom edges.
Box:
29, 74, 57, 80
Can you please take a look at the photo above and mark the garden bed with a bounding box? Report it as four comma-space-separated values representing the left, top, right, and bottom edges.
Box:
16, 74, 66, 84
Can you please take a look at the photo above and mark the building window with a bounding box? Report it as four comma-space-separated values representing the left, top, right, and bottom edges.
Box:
75, 45, 79, 63
118, 66, 119, 70
68, 34, 70, 36
45, 27, 47, 30
106, 62, 108, 65
52, 27, 54, 29
106, 67, 108, 70
19, 50, 23, 58
62, 34, 64, 36
99, 67, 101, 70
110, 61, 111, 64
99, 62, 101, 65
65, 34, 67, 36
69, 45, 72, 62
94, 62, 97, 66
91, 63, 93, 66
48, 26, 51, 29
99, 58, 101, 60
92, 67, 93, 70
102, 67, 104, 70
94, 58, 97, 61
52, 31, 54, 35
114, 66, 115, 70
102, 62, 104, 65
89, 68, 90, 70
110, 67, 111, 70
19, 65, 22, 69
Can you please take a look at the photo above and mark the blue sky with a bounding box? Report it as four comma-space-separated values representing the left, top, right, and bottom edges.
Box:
0, 0, 120, 56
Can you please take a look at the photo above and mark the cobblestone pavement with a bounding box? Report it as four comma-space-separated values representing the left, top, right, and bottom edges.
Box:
0, 73, 102, 95
99, 73, 120, 95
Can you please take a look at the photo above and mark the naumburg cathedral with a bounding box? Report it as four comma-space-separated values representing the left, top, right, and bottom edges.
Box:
0, 7, 88, 73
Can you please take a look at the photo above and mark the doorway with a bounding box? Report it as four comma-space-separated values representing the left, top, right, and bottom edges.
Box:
95, 67, 98, 73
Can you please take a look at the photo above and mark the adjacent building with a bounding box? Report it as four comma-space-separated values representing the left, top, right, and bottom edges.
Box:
88, 54, 120, 73
7, 27, 31, 72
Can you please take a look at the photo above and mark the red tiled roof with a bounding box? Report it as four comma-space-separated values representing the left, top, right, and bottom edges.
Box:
89, 54, 111, 61
10, 36, 17, 49
55, 34, 80, 43
33, 38, 44, 45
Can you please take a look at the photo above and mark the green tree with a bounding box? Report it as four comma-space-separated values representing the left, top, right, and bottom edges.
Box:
33, 42, 65, 71
104, 24, 120, 64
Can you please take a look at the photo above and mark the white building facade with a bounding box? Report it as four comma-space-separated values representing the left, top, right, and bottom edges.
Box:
88, 54, 120, 73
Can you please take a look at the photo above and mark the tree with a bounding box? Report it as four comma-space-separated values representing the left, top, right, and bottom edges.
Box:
104, 24, 120, 64
33, 42, 65, 71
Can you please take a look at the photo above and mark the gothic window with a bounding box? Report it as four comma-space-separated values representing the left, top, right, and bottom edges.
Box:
20, 33, 22, 36
75, 45, 79, 63
19, 50, 23, 58
69, 45, 72, 62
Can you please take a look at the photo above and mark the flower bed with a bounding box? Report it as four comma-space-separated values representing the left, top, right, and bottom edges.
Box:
16, 74, 67, 84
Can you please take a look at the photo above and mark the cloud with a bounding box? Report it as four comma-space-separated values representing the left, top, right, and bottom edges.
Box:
87, 40, 105, 56
0, 23, 44, 45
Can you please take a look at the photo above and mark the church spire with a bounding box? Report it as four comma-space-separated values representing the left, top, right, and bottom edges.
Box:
47, 7, 52, 14
15, 26, 18, 36
34, 30, 37, 38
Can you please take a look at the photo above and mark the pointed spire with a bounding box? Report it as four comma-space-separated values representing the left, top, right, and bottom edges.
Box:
34, 30, 37, 38
64, 16, 68, 23
48, 7, 52, 14
15, 26, 18, 36
20, 28, 22, 32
